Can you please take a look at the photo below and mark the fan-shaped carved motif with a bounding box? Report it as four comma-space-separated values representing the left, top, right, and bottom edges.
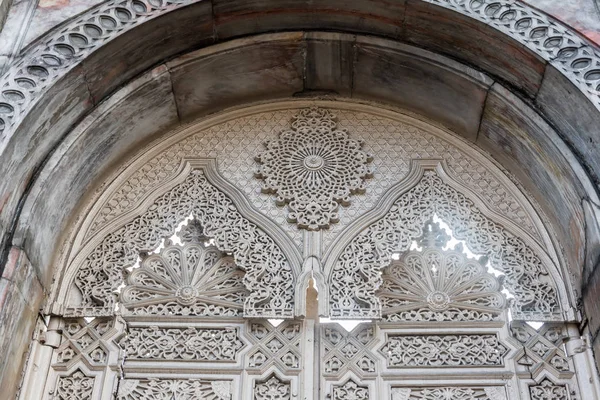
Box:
120, 220, 247, 317
378, 221, 507, 322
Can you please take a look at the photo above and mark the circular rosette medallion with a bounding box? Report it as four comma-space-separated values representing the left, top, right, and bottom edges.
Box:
256, 107, 372, 230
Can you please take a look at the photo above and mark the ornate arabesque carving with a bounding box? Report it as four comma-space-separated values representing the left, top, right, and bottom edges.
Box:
529, 379, 570, 400
255, 107, 372, 230
117, 379, 231, 400
378, 220, 507, 322
120, 219, 248, 317
329, 169, 561, 320
53, 370, 94, 400
254, 375, 291, 400
380, 334, 508, 367
331, 379, 369, 400
119, 326, 243, 361
70, 169, 295, 318
83, 106, 544, 254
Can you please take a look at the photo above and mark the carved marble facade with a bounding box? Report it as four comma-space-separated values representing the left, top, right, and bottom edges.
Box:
17, 103, 599, 399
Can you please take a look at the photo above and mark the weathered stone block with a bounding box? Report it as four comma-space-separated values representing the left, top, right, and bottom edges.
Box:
0, 248, 43, 400
0, 66, 92, 260
14, 65, 179, 281
304, 32, 355, 96
213, 0, 405, 40
81, 1, 214, 103
478, 83, 587, 282
404, 0, 546, 97
353, 37, 492, 141
536, 65, 600, 187
167, 33, 305, 121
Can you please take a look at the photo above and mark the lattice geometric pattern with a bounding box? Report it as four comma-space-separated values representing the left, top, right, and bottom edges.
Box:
511, 322, 572, 374
378, 221, 507, 322
246, 320, 303, 372
255, 107, 372, 230
53, 318, 116, 367
321, 323, 378, 378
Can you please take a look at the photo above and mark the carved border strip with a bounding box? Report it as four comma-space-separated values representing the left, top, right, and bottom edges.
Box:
1, 0, 600, 151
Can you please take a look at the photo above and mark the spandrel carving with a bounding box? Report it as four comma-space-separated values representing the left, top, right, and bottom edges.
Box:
329, 170, 561, 320
71, 170, 295, 318
378, 221, 507, 322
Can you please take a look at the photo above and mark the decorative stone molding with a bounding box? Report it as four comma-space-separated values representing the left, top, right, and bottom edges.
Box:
255, 107, 372, 230
326, 160, 567, 321
380, 333, 508, 367
62, 162, 296, 318
2, 0, 600, 153
378, 220, 507, 322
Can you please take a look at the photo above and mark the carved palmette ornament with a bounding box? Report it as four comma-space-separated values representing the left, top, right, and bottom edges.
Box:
255, 107, 372, 230
331, 379, 369, 400
120, 220, 248, 317
253, 375, 291, 400
53, 370, 94, 400
378, 221, 507, 322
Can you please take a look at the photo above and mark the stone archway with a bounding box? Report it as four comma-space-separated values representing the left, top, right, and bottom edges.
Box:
1, 2, 600, 398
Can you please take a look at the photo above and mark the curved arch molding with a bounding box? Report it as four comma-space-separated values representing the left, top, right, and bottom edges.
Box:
2, 0, 600, 275
0, 0, 599, 146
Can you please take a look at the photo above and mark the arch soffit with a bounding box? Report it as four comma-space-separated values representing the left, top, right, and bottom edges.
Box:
322, 159, 573, 321
52, 158, 302, 318
1, 0, 600, 147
